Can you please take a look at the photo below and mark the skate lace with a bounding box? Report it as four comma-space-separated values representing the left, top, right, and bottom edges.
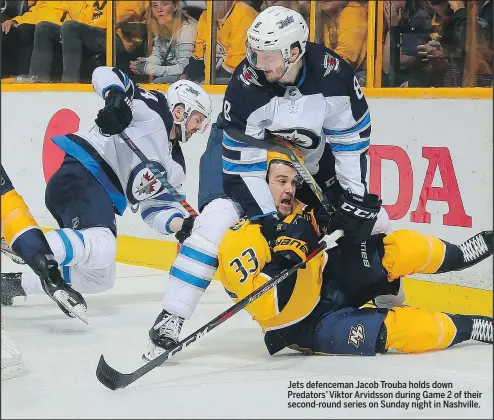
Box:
471, 318, 492, 342
459, 234, 488, 262
158, 315, 183, 341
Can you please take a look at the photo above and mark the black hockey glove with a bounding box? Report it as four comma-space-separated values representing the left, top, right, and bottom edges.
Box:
257, 213, 283, 246
175, 216, 195, 244
95, 88, 133, 136
272, 214, 320, 267
302, 204, 332, 238
329, 191, 382, 244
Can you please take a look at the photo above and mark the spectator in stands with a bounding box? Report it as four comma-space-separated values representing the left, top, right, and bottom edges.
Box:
129, 0, 197, 84
58, 0, 146, 83
417, 0, 492, 87
179, 1, 258, 84
1, 1, 65, 80
319, 1, 368, 84
22, 1, 145, 83
261, 1, 310, 22
381, 0, 433, 87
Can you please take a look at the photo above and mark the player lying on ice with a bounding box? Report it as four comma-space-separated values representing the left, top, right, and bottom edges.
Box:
217, 149, 493, 356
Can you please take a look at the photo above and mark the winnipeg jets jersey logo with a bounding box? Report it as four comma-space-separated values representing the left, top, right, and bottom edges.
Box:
240, 65, 262, 87
268, 128, 321, 150
127, 161, 167, 204
323, 52, 340, 77
136, 171, 158, 196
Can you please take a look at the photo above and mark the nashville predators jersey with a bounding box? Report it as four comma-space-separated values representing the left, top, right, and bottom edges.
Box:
218, 216, 327, 333
183, 1, 258, 80
1, 165, 53, 267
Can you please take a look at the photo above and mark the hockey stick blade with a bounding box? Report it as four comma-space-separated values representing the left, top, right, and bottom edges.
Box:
96, 229, 343, 390
118, 132, 198, 217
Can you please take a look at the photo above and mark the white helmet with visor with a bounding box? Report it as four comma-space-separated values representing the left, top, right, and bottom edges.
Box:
166, 80, 212, 142
246, 6, 308, 76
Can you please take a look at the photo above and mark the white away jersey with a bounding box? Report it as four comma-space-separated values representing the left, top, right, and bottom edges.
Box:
52, 66, 188, 235
220, 42, 371, 218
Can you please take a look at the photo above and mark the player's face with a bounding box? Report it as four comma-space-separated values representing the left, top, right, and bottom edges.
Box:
268, 163, 298, 217
247, 46, 286, 82
185, 110, 209, 138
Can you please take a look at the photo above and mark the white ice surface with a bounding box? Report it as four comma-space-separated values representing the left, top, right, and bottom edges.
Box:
1, 258, 492, 419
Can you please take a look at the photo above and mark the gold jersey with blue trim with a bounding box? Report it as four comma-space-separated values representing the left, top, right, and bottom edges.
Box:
218, 216, 327, 333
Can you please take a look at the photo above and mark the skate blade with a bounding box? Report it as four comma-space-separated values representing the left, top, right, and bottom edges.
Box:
1, 238, 26, 265
141, 342, 166, 365
53, 290, 89, 325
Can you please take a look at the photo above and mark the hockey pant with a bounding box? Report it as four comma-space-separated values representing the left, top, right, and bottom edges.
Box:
20, 156, 117, 295
287, 306, 472, 356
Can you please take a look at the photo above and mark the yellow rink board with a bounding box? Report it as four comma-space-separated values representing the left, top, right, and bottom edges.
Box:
113, 233, 492, 317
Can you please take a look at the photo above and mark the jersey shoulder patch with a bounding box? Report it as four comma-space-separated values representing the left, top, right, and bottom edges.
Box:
304, 42, 355, 97
229, 216, 248, 231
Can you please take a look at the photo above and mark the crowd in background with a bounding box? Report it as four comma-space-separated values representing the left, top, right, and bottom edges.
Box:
1, 0, 492, 87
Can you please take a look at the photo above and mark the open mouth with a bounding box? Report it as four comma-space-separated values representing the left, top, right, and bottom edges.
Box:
280, 198, 292, 210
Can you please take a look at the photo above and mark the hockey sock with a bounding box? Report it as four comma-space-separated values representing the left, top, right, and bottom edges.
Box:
436, 231, 492, 273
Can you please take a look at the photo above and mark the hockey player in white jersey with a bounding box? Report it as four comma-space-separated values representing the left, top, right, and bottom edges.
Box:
143, 6, 397, 361
1, 66, 212, 309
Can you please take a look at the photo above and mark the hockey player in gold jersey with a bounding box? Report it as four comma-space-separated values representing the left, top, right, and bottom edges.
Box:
218, 149, 493, 356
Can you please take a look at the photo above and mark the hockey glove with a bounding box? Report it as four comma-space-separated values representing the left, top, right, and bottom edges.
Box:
257, 213, 283, 246
302, 205, 332, 238
175, 216, 195, 244
272, 214, 320, 267
330, 191, 382, 244
95, 88, 133, 136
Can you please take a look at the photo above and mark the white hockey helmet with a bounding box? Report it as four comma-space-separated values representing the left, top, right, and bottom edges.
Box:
246, 6, 308, 74
166, 80, 212, 142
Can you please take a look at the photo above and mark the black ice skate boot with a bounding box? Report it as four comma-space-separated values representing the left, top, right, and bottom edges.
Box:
469, 316, 493, 344
1, 273, 26, 306
447, 314, 493, 345
437, 231, 493, 273
143, 309, 184, 362
34, 254, 88, 324
1, 237, 26, 265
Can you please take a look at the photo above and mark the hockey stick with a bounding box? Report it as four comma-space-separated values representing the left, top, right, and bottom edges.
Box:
95, 228, 344, 390
219, 119, 334, 216
118, 131, 198, 218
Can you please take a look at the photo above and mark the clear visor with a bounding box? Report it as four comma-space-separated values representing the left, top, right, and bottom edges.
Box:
246, 41, 285, 71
